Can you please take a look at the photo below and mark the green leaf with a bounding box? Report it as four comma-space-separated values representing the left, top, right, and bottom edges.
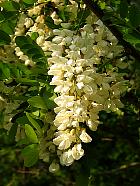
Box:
16, 116, 29, 125
58, 10, 69, 22
28, 96, 47, 109
25, 124, 38, 143
135, 43, 140, 50
15, 36, 31, 47
30, 32, 39, 41
8, 123, 18, 143
102, 12, 114, 21
15, 36, 45, 61
23, 0, 37, 4
0, 12, 5, 22
123, 32, 140, 44
0, 1, 20, 11
0, 128, 7, 135
129, 5, 140, 28
16, 138, 30, 146
20, 44, 33, 50
0, 30, 11, 45
45, 16, 60, 29
99, 2, 106, 10
46, 96, 56, 109
26, 113, 42, 134
0, 63, 10, 79
75, 9, 90, 29
21, 144, 39, 167
0, 110, 4, 125
16, 78, 38, 85
119, 0, 128, 18
0, 21, 14, 34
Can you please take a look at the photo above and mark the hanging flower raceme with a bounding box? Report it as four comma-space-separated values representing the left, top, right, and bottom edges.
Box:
48, 12, 129, 166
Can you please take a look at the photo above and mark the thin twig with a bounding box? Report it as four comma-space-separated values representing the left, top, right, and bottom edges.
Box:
17, 169, 39, 175
98, 162, 140, 175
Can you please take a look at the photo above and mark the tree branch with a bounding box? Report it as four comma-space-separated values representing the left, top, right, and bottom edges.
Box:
82, 0, 140, 60
98, 162, 140, 175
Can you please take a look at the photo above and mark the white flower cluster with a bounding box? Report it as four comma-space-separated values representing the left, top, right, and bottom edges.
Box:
13, 1, 52, 66
13, 13, 34, 66
39, 112, 60, 173
48, 13, 128, 166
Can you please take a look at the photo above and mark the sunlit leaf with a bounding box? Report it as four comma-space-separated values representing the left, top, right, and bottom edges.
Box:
26, 113, 42, 134
25, 124, 38, 143
28, 96, 47, 109
21, 144, 39, 167
0, 30, 11, 45
23, 0, 37, 4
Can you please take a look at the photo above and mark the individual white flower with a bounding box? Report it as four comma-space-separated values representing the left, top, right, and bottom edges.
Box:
15, 47, 23, 57
25, 59, 34, 66
80, 130, 92, 143
52, 36, 64, 44
35, 15, 45, 24
53, 133, 74, 150
83, 85, 93, 95
36, 36, 45, 46
87, 119, 99, 131
43, 154, 50, 163
19, 55, 28, 61
28, 23, 38, 32
72, 144, 84, 160
54, 95, 75, 108
28, 6, 42, 16
60, 149, 74, 166
77, 82, 84, 89
49, 162, 60, 173
71, 120, 79, 127
15, 28, 25, 36
24, 18, 34, 28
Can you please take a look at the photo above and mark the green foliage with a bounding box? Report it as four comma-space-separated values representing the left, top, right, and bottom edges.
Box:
25, 124, 38, 143
1, 97, 139, 185
15, 36, 46, 63
8, 123, 18, 143
129, 4, 140, 28
0, 1, 19, 34
0, 30, 11, 46
0, 0, 20, 11
27, 96, 48, 109
23, 0, 37, 4
26, 112, 42, 134
21, 144, 39, 167
0, 62, 11, 78
119, 0, 128, 18
76, 9, 90, 27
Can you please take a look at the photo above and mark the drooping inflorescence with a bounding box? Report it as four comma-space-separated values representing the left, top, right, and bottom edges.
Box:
47, 12, 129, 166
